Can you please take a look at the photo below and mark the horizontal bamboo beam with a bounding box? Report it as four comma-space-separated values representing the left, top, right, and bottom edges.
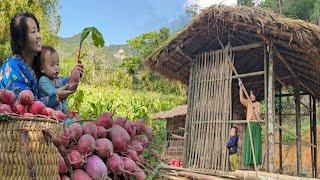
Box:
193, 71, 265, 83
172, 134, 185, 140
275, 93, 308, 97
231, 42, 264, 51
232, 71, 265, 79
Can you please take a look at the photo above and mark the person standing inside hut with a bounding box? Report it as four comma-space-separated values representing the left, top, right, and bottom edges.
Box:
239, 81, 262, 169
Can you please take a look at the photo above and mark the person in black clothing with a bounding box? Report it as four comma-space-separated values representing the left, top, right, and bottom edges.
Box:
227, 126, 239, 171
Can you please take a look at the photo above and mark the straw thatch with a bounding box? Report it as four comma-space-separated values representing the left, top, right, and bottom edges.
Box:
152, 105, 187, 120
146, 5, 320, 98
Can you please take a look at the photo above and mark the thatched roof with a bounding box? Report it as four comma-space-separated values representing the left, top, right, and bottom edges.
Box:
146, 5, 320, 98
152, 105, 187, 120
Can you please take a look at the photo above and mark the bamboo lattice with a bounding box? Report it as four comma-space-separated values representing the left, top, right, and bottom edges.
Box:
184, 49, 233, 173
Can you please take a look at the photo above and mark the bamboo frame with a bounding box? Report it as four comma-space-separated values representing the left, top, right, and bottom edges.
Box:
294, 88, 302, 175
184, 49, 232, 172
267, 39, 275, 172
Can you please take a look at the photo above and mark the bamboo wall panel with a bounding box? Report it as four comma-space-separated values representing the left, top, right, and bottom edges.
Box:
184, 49, 233, 173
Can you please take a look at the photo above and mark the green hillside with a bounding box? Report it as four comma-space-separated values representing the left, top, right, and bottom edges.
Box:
55, 33, 133, 69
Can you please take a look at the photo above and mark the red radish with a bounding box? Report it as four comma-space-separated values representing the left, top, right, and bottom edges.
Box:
82, 122, 98, 139
78, 134, 96, 155
23, 112, 34, 117
18, 90, 34, 106
97, 126, 107, 138
0, 89, 15, 104
0, 104, 12, 113
96, 112, 113, 128
53, 111, 66, 121
124, 121, 136, 138
61, 175, 71, 180
60, 129, 72, 148
68, 123, 83, 140
128, 140, 144, 154
45, 107, 54, 117
126, 149, 140, 163
144, 126, 153, 140
122, 157, 137, 173
69, 68, 81, 84
107, 125, 130, 152
114, 117, 127, 126
133, 119, 145, 134
72, 169, 92, 180
11, 102, 26, 114
107, 153, 124, 175
134, 167, 146, 180
68, 149, 84, 169
85, 155, 108, 180
28, 101, 47, 115
96, 138, 113, 159
58, 175, 62, 180
134, 135, 149, 148
58, 156, 68, 174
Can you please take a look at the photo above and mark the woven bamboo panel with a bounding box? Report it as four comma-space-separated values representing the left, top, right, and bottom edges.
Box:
184, 49, 233, 173
0, 114, 61, 180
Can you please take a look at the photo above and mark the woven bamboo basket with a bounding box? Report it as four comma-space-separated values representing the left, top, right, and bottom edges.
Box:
0, 114, 62, 180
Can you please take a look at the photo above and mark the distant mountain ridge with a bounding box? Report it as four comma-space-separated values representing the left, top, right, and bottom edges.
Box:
56, 33, 132, 69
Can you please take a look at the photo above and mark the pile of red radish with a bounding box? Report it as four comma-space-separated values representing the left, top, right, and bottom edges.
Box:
0, 89, 66, 121
58, 112, 159, 180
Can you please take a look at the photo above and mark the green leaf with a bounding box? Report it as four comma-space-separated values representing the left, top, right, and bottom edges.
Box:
80, 27, 105, 48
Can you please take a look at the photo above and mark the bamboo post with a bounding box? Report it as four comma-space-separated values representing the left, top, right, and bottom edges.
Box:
264, 44, 269, 171
294, 87, 302, 175
310, 95, 314, 177
278, 87, 283, 174
267, 40, 275, 173
313, 97, 317, 178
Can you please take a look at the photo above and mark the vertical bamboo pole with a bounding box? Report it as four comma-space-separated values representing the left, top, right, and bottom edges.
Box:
188, 55, 198, 168
279, 87, 283, 174
267, 40, 275, 173
183, 56, 195, 167
312, 96, 317, 178
224, 52, 233, 171
200, 52, 209, 170
294, 88, 301, 175
195, 52, 205, 169
310, 95, 314, 177
203, 52, 212, 170
193, 53, 202, 169
208, 52, 217, 170
211, 51, 219, 171
216, 50, 224, 172
205, 52, 214, 171
264, 44, 269, 171
214, 50, 223, 172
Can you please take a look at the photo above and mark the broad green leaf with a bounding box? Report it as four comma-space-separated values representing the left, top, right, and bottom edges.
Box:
80, 27, 105, 48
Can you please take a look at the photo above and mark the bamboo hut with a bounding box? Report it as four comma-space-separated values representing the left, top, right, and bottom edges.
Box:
152, 105, 187, 161
146, 5, 320, 178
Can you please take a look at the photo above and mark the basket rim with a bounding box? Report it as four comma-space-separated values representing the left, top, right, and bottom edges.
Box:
0, 113, 60, 124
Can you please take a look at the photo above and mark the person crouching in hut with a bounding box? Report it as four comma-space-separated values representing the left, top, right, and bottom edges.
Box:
239, 81, 262, 170
227, 126, 239, 171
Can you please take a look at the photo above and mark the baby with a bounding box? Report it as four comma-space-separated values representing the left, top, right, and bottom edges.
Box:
38, 46, 83, 113
227, 126, 239, 171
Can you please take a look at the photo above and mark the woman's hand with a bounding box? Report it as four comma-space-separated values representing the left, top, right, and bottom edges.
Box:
238, 80, 243, 88
56, 84, 76, 101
